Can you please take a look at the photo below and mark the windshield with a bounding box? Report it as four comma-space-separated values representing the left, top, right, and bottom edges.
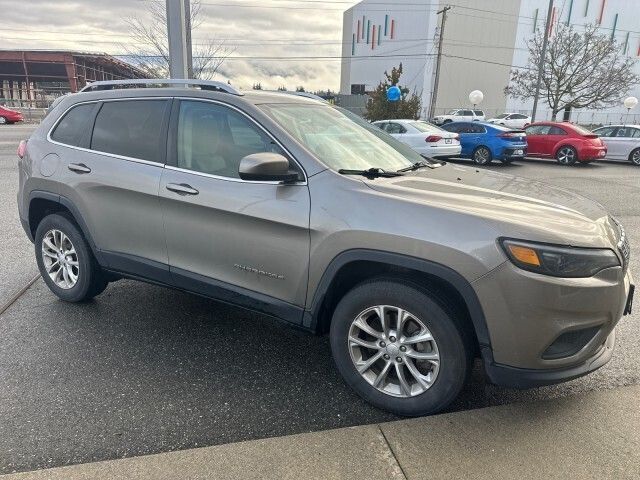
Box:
259, 104, 425, 171
495, 113, 509, 119
410, 121, 441, 133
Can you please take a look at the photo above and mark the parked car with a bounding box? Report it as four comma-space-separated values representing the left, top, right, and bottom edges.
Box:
372, 119, 461, 158
17, 79, 633, 417
0, 105, 24, 124
592, 125, 640, 166
433, 108, 485, 125
487, 113, 531, 129
524, 122, 607, 165
440, 121, 527, 165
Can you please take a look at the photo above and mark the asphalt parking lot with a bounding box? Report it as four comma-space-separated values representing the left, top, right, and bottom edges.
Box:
1, 124, 638, 475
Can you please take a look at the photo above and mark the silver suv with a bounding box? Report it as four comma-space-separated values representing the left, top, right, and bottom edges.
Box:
17, 80, 634, 416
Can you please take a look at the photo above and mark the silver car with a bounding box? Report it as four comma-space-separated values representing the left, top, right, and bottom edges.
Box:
17, 79, 634, 416
372, 119, 461, 159
592, 125, 640, 165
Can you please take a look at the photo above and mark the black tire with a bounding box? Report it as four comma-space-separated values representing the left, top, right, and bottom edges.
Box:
630, 148, 640, 166
555, 145, 577, 165
329, 279, 471, 417
472, 146, 493, 165
34, 213, 107, 302
500, 158, 515, 165
0, 116, 7, 125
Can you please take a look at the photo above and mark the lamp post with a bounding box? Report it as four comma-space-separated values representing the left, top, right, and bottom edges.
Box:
469, 90, 484, 112
623, 96, 638, 125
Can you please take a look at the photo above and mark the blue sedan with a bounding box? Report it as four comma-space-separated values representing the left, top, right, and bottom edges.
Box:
441, 121, 527, 165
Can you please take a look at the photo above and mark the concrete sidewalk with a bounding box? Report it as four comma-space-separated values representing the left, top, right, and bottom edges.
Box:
3, 385, 639, 480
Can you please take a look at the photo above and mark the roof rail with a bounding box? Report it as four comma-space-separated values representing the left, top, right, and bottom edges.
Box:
79, 78, 243, 95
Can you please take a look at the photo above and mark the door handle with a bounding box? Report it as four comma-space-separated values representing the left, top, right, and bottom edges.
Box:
166, 183, 199, 195
68, 163, 91, 174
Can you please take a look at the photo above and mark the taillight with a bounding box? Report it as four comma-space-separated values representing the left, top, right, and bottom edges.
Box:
17, 140, 27, 159
425, 135, 442, 143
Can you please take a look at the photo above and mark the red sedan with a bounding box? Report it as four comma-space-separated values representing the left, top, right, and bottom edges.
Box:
0, 105, 24, 124
524, 121, 607, 165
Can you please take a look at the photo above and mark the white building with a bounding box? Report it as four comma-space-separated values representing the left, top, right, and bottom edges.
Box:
340, 0, 640, 123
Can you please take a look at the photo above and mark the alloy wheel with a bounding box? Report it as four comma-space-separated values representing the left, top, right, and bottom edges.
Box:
474, 147, 490, 164
631, 149, 640, 166
347, 305, 440, 398
0, 116, 6, 124
557, 147, 576, 164
41, 229, 79, 289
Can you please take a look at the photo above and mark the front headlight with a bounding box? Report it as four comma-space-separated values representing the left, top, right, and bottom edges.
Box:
500, 239, 620, 278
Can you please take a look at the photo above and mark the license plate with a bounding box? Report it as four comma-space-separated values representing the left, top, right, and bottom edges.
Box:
514, 149, 523, 155
445, 139, 452, 144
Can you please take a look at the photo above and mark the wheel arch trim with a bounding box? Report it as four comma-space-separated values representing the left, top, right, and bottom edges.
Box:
304, 249, 491, 347
27, 190, 106, 266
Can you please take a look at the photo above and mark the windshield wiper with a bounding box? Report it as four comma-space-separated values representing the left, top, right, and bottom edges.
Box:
338, 168, 404, 179
397, 160, 434, 172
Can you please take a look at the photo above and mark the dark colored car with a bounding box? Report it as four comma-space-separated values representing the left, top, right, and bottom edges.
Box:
441, 121, 527, 165
524, 122, 607, 165
0, 105, 24, 124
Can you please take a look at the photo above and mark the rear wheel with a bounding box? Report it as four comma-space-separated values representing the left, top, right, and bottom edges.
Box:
472, 146, 492, 165
0, 116, 6, 125
556, 146, 577, 165
329, 279, 471, 416
35, 213, 108, 302
630, 148, 640, 166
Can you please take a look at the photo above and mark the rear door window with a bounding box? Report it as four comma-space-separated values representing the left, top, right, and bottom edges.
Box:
91, 100, 168, 162
50, 103, 96, 147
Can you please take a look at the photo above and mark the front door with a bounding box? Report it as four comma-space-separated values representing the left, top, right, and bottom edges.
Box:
160, 99, 311, 317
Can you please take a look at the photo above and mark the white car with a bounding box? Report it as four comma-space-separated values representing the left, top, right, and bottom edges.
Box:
592, 124, 640, 165
373, 119, 461, 158
487, 113, 531, 129
432, 109, 485, 125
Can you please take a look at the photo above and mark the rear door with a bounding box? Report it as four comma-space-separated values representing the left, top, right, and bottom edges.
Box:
159, 99, 310, 312
612, 127, 640, 159
546, 125, 569, 156
52, 98, 170, 271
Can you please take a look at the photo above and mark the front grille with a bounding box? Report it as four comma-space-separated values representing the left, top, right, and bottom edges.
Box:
611, 216, 631, 270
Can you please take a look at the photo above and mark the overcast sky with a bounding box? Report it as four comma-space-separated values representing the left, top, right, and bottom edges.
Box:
0, 0, 359, 91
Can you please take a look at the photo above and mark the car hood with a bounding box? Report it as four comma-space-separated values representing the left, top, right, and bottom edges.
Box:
362, 164, 618, 248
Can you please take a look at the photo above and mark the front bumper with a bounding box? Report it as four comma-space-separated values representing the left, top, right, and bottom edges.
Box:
483, 329, 615, 388
473, 258, 633, 383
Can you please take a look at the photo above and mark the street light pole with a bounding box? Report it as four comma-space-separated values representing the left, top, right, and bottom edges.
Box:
531, 0, 554, 122
428, 5, 451, 120
166, 0, 189, 79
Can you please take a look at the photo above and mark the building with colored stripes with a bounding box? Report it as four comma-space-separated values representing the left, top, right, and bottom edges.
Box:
340, 0, 640, 123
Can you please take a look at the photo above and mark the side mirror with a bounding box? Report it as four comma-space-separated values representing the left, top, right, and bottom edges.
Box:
238, 152, 299, 182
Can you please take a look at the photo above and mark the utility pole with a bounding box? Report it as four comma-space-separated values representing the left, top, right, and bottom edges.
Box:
531, 0, 554, 122
428, 5, 451, 120
166, 0, 189, 79
184, 0, 194, 78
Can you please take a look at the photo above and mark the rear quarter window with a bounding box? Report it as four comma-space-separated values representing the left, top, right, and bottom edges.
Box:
50, 103, 96, 147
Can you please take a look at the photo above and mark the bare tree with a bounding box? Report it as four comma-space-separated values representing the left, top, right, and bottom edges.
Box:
505, 23, 638, 119
123, 0, 234, 79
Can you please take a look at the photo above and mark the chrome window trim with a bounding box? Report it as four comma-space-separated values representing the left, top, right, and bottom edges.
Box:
46, 96, 308, 185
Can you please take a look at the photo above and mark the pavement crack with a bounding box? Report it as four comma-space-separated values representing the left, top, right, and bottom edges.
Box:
378, 425, 409, 480
0, 274, 41, 317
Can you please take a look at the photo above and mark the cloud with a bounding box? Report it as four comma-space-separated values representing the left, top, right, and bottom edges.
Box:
1, 0, 354, 91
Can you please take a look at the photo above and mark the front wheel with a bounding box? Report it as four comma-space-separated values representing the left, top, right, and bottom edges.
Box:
556, 146, 577, 165
329, 279, 470, 416
473, 146, 492, 165
35, 213, 108, 302
0, 116, 7, 125
630, 148, 640, 166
